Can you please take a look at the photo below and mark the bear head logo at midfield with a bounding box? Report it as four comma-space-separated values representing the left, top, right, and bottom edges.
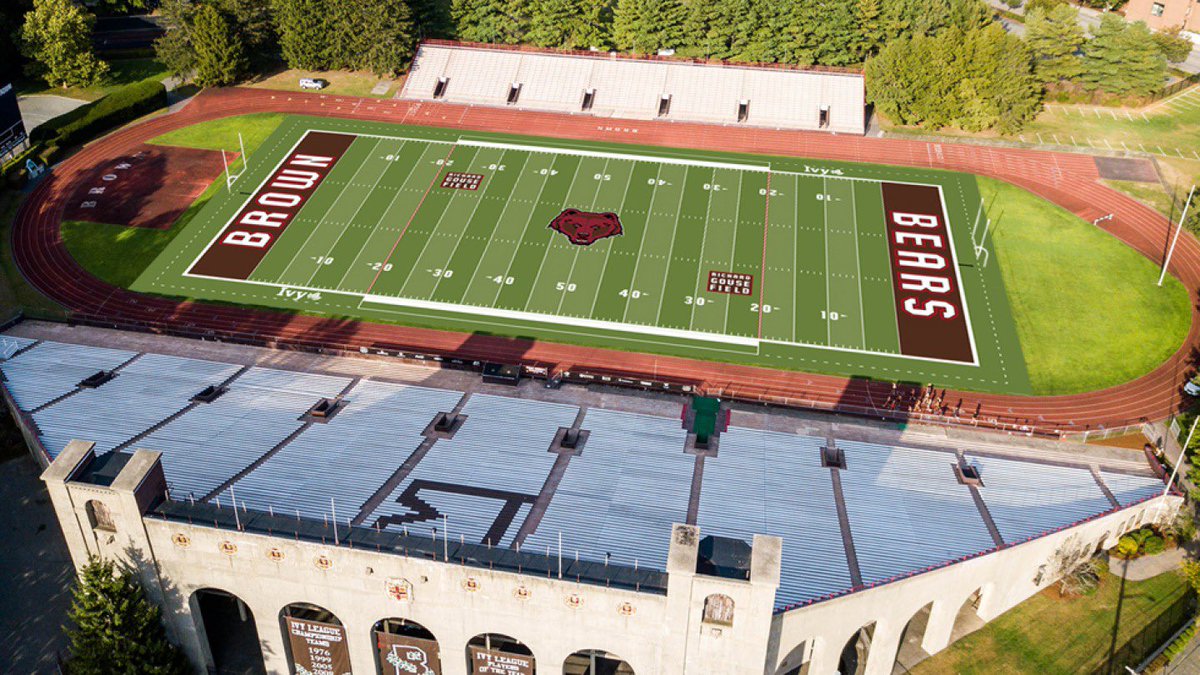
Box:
548, 209, 623, 246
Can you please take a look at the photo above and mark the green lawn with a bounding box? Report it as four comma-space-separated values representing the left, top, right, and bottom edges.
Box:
15, 58, 170, 102
244, 68, 402, 98
59, 178, 225, 288
984, 177, 1191, 394
147, 113, 286, 155
913, 569, 1190, 675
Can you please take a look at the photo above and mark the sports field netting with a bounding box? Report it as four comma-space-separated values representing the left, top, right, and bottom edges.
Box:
135, 116, 1029, 393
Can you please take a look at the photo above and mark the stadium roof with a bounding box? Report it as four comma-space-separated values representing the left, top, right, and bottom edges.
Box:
2, 335, 1163, 610
400, 42, 867, 135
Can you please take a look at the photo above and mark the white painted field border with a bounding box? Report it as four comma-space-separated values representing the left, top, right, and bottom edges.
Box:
178, 270, 981, 365
362, 293, 760, 346
458, 138, 770, 172
935, 184, 981, 366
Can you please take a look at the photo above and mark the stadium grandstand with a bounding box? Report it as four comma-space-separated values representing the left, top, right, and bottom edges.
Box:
400, 42, 867, 135
5, 329, 1172, 675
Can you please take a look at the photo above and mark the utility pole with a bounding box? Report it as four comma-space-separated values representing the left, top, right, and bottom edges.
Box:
1158, 185, 1196, 287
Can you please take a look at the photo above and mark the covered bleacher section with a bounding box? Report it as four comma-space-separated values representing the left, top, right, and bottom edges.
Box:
400, 41, 867, 135
2, 337, 1167, 609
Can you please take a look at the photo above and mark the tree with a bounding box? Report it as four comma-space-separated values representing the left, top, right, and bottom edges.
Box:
1082, 15, 1166, 97
528, 0, 612, 50
19, 0, 109, 88
191, 4, 245, 87
451, 0, 529, 44
0, 0, 34, 81
212, 0, 276, 55
272, 0, 330, 70
866, 24, 1040, 132
1024, 4, 1084, 84
855, 0, 886, 60
409, 0, 454, 39
345, 0, 416, 75
154, 0, 197, 79
612, 0, 686, 54
953, 24, 1041, 132
786, 0, 861, 66
1152, 25, 1194, 64
682, 0, 750, 60
65, 557, 190, 675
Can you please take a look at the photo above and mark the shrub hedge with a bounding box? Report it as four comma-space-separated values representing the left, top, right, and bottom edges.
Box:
32, 79, 167, 148
3, 79, 167, 187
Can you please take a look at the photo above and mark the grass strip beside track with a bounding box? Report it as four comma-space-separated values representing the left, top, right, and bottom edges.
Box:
982, 177, 1190, 395
911, 569, 1190, 675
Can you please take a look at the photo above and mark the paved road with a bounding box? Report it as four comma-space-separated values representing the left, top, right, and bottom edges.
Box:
16, 95, 87, 133
0, 455, 73, 673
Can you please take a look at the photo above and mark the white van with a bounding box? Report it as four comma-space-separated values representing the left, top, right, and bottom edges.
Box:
299, 78, 328, 91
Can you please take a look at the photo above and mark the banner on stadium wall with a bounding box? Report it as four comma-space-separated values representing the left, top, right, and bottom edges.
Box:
468, 646, 535, 675
285, 616, 353, 675
375, 631, 442, 675
0, 83, 27, 159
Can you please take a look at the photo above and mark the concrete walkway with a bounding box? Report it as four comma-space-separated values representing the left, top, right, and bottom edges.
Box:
0, 455, 74, 673
1108, 546, 1190, 582
16, 95, 87, 132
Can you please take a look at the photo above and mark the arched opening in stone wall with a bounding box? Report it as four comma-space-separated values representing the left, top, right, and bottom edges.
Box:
467, 633, 535, 674
774, 640, 810, 675
190, 588, 266, 674
893, 602, 934, 672
280, 603, 350, 675
949, 589, 986, 642
372, 617, 441, 675
563, 648, 635, 674
838, 622, 876, 675
85, 500, 115, 532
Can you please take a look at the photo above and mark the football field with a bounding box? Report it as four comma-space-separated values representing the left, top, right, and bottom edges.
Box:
135, 116, 1030, 393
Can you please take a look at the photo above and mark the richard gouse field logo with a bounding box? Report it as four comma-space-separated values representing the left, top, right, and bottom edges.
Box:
549, 209, 623, 246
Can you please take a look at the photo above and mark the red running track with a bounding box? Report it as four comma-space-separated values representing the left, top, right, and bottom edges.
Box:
12, 88, 1199, 435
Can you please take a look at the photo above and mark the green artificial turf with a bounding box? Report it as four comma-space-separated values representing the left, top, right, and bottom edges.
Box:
983, 176, 1191, 395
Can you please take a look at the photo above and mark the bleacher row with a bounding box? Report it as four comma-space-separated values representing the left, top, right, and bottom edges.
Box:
400, 44, 867, 135
1, 339, 1164, 609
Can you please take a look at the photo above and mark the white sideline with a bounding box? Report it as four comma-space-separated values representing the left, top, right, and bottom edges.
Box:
457, 138, 771, 172
359, 294, 761, 347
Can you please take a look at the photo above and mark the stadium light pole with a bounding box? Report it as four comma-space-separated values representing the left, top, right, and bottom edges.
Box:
1156, 414, 1197, 521
1158, 185, 1196, 287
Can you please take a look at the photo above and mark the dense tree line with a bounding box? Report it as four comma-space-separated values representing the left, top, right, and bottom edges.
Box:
4, 0, 1188, 134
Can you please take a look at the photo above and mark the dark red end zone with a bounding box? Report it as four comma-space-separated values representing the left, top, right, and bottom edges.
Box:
188, 131, 355, 280
881, 182, 974, 364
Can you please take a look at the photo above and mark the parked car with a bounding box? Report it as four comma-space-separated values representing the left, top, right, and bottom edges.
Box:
1185, 374, 1200, 396
299, 78, 329, 91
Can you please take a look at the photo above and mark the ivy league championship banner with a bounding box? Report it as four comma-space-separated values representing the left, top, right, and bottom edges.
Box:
285, 616, 352, 675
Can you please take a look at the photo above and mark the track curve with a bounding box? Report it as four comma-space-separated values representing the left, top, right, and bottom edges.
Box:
13, 87, 1199, 435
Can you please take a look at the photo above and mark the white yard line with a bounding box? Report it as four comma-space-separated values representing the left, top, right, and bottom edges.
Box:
302, 139, 408, 288
850, 181, 867, 349
720, 171, 747, 336
277, 138, 386, 282
554, 158, 611, 314
585, 163, 638, 318
334, 143, 444, 290
391, 149, 487, 295
686, 167, 719, 329
522, 160, 587, 311
619, 165, 665, 323
822, 177, 832, 345
483, 158, 558, 306
427, 149, 520, 300
650, 167, 693, 327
